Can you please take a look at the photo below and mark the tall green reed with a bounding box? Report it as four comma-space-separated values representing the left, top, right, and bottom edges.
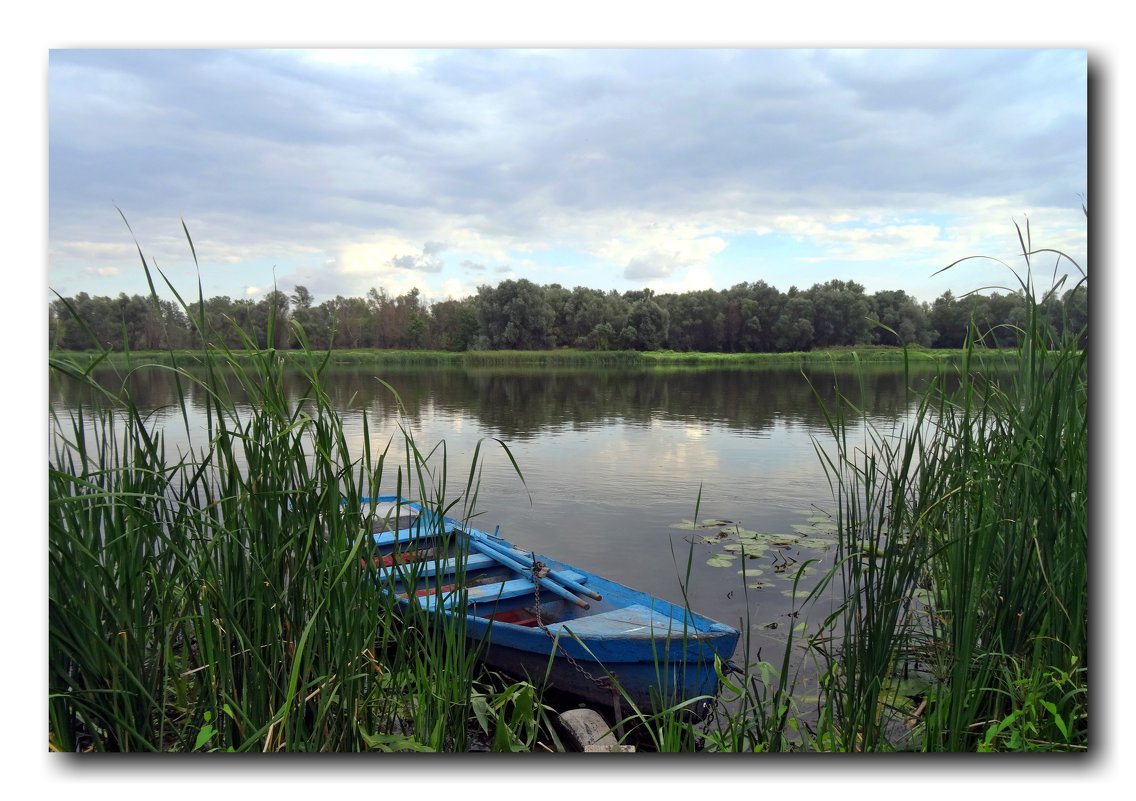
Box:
798, 221, 1087, 751
48, 223, 530, 751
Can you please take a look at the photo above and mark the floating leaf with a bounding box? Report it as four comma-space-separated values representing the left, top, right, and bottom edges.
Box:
736, 567, 765, 577
779, 565, 816, 581
706, 553, 737, 568
799, 537, 838, 551
770, 537, 802, 548
723, 542, 767, 557
790, 524, 818, 534
812, 522, 839, 532
781, 587, 811, 601
733, 530, 784, 544
673, 518, 732, 531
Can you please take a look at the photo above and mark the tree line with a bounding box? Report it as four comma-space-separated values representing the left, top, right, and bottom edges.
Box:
48, 278, 1087, 354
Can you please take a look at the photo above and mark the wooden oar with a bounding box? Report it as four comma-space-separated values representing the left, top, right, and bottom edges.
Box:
466, 537, 591, 610
467, 530, 603, 602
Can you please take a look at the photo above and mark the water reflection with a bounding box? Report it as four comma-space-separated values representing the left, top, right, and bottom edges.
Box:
49, 363, 942, 671
49, 364, 941, 438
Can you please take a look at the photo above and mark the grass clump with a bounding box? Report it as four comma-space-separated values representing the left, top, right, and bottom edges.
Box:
47, 224, 542, 752
68, 345, 998, 373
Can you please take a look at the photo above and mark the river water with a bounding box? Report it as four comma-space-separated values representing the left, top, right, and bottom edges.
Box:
49, 362, 932, 675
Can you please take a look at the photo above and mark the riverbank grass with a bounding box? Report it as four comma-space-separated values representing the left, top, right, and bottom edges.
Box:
796, 227, 1088, 751
57, 345, 1006, 371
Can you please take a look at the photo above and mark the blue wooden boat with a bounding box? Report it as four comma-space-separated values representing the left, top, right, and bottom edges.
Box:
361, 497, 741, 714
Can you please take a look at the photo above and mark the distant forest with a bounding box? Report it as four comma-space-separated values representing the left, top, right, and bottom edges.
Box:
48, 278, 1087, 354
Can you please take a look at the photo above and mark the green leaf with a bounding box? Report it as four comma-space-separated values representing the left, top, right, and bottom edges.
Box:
471, 692, 491, 734
883, 676, 933, 698
194, 724, 216, 751
723, 542, 767, 557
358, 731, 436, 752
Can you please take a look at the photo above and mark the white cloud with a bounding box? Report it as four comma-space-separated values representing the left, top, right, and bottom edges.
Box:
592, 221, 727, 285
335, 236, 456, 298
438, 278, 471, 301
649, 264, 717, 296
796, 222, 944, 262
338, 236, 421, 277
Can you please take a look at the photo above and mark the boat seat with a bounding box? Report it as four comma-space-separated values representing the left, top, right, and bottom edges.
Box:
377, 551, 497, 583
371, 528, 434, 548
420, 571, 588, 612
544, 604, 710, 640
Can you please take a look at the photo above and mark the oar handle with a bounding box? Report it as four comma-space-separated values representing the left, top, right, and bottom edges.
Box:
471, 533, 603, 602
467, 538, 590, 610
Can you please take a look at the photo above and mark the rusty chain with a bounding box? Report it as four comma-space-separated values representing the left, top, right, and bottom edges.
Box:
529, 553, 614, 692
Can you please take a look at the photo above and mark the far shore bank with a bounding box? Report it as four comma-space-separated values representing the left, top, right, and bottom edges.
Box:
52, 346, 1016, 370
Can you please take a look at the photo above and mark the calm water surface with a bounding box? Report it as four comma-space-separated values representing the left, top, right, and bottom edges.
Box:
50, 364, 931, 671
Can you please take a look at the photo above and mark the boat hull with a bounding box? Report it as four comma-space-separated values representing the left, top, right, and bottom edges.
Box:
363, 497, 740, 714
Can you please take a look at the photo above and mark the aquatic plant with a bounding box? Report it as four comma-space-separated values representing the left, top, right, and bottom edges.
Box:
47, 222, 536, 752
799, 218, 1088, 751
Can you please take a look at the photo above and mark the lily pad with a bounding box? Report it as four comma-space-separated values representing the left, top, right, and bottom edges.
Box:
673, 519, 730, 531
706, 553, 738, 568
804, 536, 840, 549
778, 565, 817, 581
736, 530, 782, 543
736, 567, 765, 577
723, 542, 767, 557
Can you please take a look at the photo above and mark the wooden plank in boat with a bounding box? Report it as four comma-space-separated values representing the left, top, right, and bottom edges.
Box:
371, 528, 432, 548
377, 552, 497, 582
420, 571, 587, 611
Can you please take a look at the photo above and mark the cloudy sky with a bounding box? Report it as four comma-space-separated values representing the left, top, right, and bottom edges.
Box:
48, 48, 1087, 306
